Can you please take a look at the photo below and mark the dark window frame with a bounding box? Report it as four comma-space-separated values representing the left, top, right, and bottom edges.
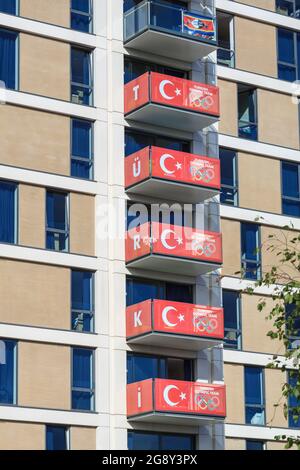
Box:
222, 289, 242, 350
281, 160, 300, 217
244, 366, 266, 426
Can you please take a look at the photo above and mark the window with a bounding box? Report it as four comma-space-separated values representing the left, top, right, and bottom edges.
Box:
72, 348, 94, 411
276, 1, 300, 19
288, 372, 300, 428
0, 339, 16, 405
71, 0, 93, 33
0, 181, 17, 244
128, 431, 195, 450
223, 290, 241, 350
245, 367, 265, 426
71, 47, 93, 105
286, 303, 300, 349
46, 426, 68, 450
72, 270, 94, 332
46, 191, 69, 252
125, 128, 190, 156
246, 440, 265, 450
220, 148, 238, 206
217, 11, 235, 68
0, 0, 16, 15
0, 28, 18, 90
126, 277, 194, 306
124, 57, 187, 84
71, 119, 93, 179
281, 161, 300, 217
238, 85, 258, 141
127, 353, 193, 384
241, 223, 261, 280
277, 28, 300, 81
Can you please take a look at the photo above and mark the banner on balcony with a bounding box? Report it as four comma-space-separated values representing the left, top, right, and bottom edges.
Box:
182, 12, 216, 41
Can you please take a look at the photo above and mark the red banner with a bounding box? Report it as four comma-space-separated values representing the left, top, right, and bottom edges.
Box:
150, 72, 219, 116
125, 222, 222, 264
124, 72, 220, 117
126, 299, 224, 340
127, 379, 226, 418
125, 146, 220, 190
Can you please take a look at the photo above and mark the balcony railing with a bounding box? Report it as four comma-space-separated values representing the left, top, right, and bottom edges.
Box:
125, 146, 220, 203
124, 72, 220, 132
125, 221, 222, 275
126, 299, 224, 350
124, 1, 217, 62
127, 378, 226, 424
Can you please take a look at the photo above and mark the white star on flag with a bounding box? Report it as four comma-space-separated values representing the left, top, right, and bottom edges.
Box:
178, 314, 185, 322
177, 237, 183, 245
175, 162, 182, 170
180, 392, 186, 401
175, 88, 181, 96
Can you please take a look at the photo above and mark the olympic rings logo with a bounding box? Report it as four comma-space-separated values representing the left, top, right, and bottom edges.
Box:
193, 316, 218, 333
189, 93, 214, 110
191, 239, 217, 257
195, 394, 220, 411
190, 166, 215, 183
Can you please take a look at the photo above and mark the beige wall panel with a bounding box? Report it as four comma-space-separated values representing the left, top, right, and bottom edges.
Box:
261, 226, 300, 282
0, 105, 70, 175
238, 153, 281, 213
221, 218, 241, 277
71, 427, 96, 450
20, 0, 70, 28
0, 421, 44, 450
235, 17, 277, 77
265, 368, 287, 428
224, 364, 245, 423
0, 260, 70, 329
241, 294, 284, 355
238, 0, 275, 10
20, 34, 70, 101
225, 438, 245, 450
19, 185, 45, 248
70, 193, 95, 256
18, 342, 71, 410
219, 80, 238, 136
267, 441, 289, 450
258, 90, 300, 149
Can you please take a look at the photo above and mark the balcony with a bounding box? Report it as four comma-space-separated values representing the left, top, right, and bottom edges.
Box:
126, 299, 224, 350
127, 378, 226, 425
125, 146, 220, 203
124, 1, 217, 62
124, 72, 220, 132
125, 222, 222, 275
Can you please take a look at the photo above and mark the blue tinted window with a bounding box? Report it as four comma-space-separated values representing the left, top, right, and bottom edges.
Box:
0, 0, 16, 14
277, 28, 300, 82
71, 0, 93, 33
72, 271, 94, 332
46, 191, 68, 252
125, 130, 189, 156
282, 162, 300, 217
278, 28, 295, 63
71, 119, 93, 179
71, 47, 92, 105
126, 277, 193, 306
238, 88, 257, 141
241, 223, 260, 280
0, 28, 17, 90
0, 339, 16, 404
223, 290, 241, 350
128, 431, 194, 450
220, 148, 237, 205
0, 181, 16, 244
127, 353, 192, 384
288, 373, 300, 428
165, 282, 193, 303
246, 440, 264, 450
245, 367, 265, 426
124, 58, 186, 84
46, 426, 68, 451
72, 348, 94, 411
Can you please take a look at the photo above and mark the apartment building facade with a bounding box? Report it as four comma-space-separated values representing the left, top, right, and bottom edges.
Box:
0, 0, 299, 451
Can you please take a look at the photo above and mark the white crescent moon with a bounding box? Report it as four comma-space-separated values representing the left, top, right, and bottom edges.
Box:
162, 306, 178, 327
159, 80, 175, 100
160, 154, 175, 175
163, 385, 180, 407
161, 229, 177, 250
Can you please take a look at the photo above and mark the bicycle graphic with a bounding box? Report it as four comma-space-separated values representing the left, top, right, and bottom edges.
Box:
195, 394, 220, 411
190, 165, 215, 183
191, 238, 217, 257
189, 89, 214, 110
193, 314, 218, 333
